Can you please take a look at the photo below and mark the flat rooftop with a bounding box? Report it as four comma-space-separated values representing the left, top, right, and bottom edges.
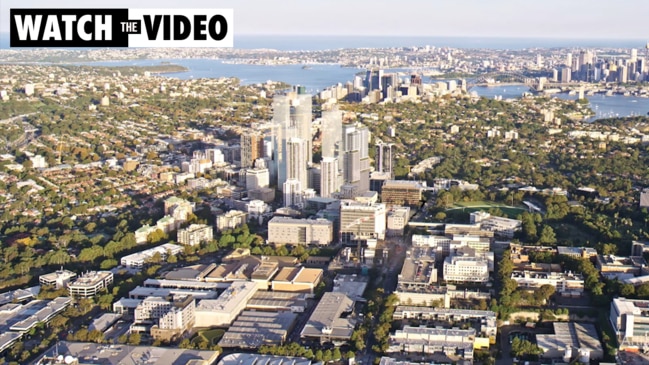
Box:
38, 341, 219, 365
195, 281, 258, 314
333, 274, 369, 302
273, 267, 323, 284
218, 311, 298, 348
218, 353, 311, 365
301, 292, 356, 340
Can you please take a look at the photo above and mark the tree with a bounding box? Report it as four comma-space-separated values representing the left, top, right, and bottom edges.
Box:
538, 225, 557, 245
332, 348, 342, 360
127, 333, 141, 345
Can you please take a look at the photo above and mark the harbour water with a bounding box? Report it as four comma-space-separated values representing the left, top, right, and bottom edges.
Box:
79, 58, 649, 122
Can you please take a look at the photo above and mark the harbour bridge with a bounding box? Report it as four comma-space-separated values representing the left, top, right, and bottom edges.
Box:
465, 71, 544, 91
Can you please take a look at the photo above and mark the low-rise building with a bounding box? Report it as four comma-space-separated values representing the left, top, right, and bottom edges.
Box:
470, 211, 522, 238
301, 292, 357, 344
380, 180, 424, 208
271, 267, 323, 294
69, 271, 113, 297
557, 246, 598, 259
39, 269, 77, 289
386, 206, 410, 237
121, 243, 183, 269
393, 307, 496, 341
218, 353, 311, 365
267, 217, 333, 246
218, 311, 298, 349
596, 255, 646, 276
388, 326, 476, 360
177, 224, 213, 246
511, 270, 584, 295
536, 322, 603, 361
194, 281, 258, 327
610, 297, 649, 348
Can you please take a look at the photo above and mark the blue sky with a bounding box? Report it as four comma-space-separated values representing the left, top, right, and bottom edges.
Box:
1, 0, 648, 39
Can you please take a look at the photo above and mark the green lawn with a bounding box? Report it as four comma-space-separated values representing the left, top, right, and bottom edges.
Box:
194, 329, 225, 346
446, 201, 527, 219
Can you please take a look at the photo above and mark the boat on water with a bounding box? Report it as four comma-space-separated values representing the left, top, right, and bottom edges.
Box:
302, 65, 312, 70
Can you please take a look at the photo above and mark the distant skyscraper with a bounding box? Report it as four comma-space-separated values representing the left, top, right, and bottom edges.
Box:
560, 67, 572, 83
320, 157, 339, 198
272, 93, 313, 189
566, 53, 572, 68
618, 65, 628, 83
321, 106, 343, 160
375, 142, 395, 178
283, 179, 302, 207
631, 48, 638, 62
365, 69, 384, 91
286, 137, 308, 190
342, 123, 371, 197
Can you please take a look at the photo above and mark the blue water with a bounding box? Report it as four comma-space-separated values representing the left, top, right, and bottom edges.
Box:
472, 85, 649, 121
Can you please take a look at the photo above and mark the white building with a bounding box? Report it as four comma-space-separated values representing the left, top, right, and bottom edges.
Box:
511, 270, 584, 295
388, 326, 476, 360
120, 243, 183, 269
340, 200, 386, 243
68, 271, 114, 297
443, 250, 490, 283
39, 270, 77, 289
267, 217, 334, 246
387, 206, 410, 236
216, 210, 248, 232
194, 281, 258, 327
610, 297, 649, 348
470, 211, 521, 238
177, 224, 213, 246
246, 168, 270, 191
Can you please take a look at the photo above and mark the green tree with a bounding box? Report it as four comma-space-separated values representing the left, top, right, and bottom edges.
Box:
538, 225, 557, 245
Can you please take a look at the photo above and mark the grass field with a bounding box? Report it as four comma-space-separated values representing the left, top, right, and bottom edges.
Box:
446, 201, 527, 219
194, 329, 225, 346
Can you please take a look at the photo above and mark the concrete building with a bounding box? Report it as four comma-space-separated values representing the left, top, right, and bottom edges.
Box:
267, 217, 333, 246
271, 267, 323, 294
536, 322, 603, 361
340, 200, 386, 244
596, 255, 646, 276
194, 281, 258, 327
380, 180, 424, 208
246, 291, 308, 313
39, 269, 77, 289
68, 271, 114, 297
246, 167, 270, 190
341, 123, 371, 198
37, 341, 219, 365
164, 197, 195, 222
470, 211, 521, 238
511, 270, 584, 296
388, 326, 476, 360
177, 224, 213, 246
610, 297, 649, 348
151, 296, 196, 342
216, 210, 248, 232
557, 246, 598, 259
443, 250, 490, 283
640, 188, 649, 209
320, 157, 340, 199
241, 132, 265, 169
393, 307, 496, 341
398, 247, 438, 291
301, 292, 357, 344
387, 206, 410, 236
120, 243, 183, 269
218, 311, 298, 349
375, 142, 395, 178
218, 353, 311, 365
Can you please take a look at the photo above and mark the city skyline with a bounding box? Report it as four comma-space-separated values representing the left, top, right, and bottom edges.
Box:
1, 0, 649, 40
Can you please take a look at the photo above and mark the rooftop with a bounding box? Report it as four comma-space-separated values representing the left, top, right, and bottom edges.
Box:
38, 341, 219, 365
218, 353, 311, 365
301, 292, 356, 339
273, 267, 323, 284
195, 281, 258, 314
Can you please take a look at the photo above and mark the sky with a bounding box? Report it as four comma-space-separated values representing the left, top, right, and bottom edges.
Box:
1, 0, 648, 39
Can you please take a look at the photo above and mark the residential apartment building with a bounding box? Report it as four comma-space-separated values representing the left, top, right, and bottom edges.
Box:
120, 243, 183, 269
216, 210, 248, 232
177, 224, 213, 246
267, 217, 333, 246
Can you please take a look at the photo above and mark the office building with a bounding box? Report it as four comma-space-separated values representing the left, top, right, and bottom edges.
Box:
596, 255, 646, 276
272, 93, 312, 188
267, 217, 334, 246
321, 105, 343, 161
301, 292, 357, 344
39, 269, 77, 289
469, 211, 522, 238
339, 200, 386, 244
398, 247, 438, 291
283, 179, 303, 208
561, 67, 572, 83
387, 206, 410, 236
68, 271, 114, 297
610, 297, 649, 348
380, 180, 424, 208
218, 353, 311, 365
443, 250, 490, 283
177, 224, 213, 246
